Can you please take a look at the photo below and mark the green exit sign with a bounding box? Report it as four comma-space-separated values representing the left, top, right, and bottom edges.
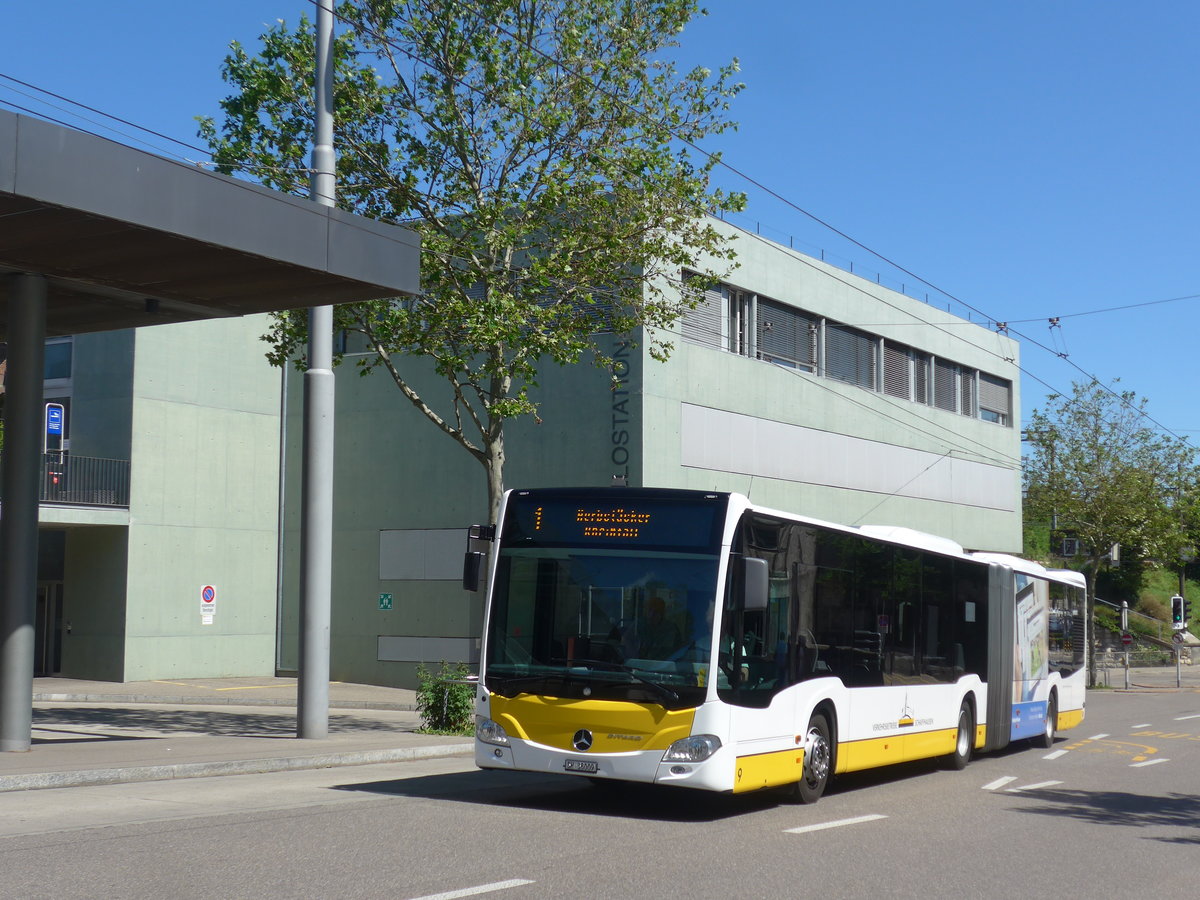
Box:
378, 593, 393, 610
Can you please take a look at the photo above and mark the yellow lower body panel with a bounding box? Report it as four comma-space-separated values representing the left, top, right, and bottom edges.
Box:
734, 748, 805, 793
1057, 707, 1084, 731
835, 727, 957, 774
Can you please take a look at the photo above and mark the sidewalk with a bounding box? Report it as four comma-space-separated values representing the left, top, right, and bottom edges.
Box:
3, 667, 1195, 795
1099, 663, 1200, 691
0, 676, 473, 793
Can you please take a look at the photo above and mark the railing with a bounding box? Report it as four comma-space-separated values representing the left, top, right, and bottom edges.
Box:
38, 452, 130, 507
1095, 596, 1173, 644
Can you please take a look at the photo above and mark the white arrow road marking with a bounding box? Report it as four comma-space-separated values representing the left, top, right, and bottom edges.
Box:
786, 814, 888, 834
410, 880, 535, 900
1005, 780, 1063, 792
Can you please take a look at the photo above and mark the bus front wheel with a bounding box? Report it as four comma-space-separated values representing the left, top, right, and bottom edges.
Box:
787, 713, 832, 804
945, 702, 973, 770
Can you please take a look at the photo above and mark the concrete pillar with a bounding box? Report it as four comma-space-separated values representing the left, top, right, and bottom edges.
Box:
1, 273, 47, 752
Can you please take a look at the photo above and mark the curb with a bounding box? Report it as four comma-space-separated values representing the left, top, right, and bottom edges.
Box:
33, 693, 417, 711
0, 743, 473, 793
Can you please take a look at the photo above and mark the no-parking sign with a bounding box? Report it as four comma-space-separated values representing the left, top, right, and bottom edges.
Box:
201, 584, 217, 624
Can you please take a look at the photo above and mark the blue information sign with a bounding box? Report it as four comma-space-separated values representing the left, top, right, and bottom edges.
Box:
44, 402, 65, 452
46, 404, 64, 435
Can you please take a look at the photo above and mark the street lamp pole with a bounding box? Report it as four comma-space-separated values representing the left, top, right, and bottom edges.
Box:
298, 0, 336, 740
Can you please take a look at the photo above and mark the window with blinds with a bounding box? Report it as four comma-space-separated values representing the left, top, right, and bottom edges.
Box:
960, 369, 976, 417
673, 273, 1013, 427
681, 282, 726, 349
883, 341, 931, 402
825, 324, 877, 389
758, 298, 817, 371
979, 373, 1012, 425
913, 353, 929, 405
933, 359, 959, 412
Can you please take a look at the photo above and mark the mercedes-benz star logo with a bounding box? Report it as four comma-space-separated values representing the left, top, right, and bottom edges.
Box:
572, 729, 593, 752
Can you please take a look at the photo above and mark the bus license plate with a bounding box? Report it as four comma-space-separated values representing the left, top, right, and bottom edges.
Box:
564, 759, 598, 774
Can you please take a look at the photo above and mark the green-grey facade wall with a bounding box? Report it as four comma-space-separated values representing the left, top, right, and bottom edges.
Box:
118, 316, 281, 680
277, 335, 630, 686
642, 221, 1022, 551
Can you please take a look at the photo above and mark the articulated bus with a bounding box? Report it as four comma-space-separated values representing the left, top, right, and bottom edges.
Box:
468, 487, 1087, 802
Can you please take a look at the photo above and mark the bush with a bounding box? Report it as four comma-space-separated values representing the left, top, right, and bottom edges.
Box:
415, 661, 475, 735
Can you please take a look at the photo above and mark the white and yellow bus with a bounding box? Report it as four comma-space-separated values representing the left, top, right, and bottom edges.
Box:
468, 487, 1087, 802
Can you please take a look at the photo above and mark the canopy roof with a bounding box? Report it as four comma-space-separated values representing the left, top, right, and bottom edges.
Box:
0, 109, 419, 337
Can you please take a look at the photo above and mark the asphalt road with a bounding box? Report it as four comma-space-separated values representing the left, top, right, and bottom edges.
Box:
2, 690, 1198, 900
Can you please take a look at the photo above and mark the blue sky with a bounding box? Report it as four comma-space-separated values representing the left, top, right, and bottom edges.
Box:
5, 1, 1198, 440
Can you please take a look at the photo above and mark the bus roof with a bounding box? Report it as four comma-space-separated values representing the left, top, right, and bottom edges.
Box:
504, 487, 1080, 583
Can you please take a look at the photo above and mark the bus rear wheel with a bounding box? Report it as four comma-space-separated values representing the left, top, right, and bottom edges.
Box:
944, 702, 973, 770
785, 713, 832, 804
1034, 693, 1057, 749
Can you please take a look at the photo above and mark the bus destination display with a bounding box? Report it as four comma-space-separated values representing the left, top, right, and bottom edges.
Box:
572, 506, 652, 539
505, 492, 725, 550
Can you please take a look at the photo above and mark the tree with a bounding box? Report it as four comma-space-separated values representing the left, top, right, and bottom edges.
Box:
199, 0, 744, 522
1023, 380, 1193, 683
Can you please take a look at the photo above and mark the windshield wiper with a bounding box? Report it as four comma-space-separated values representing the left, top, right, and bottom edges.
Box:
550, 658, 680, 704
486, 672, 563, 695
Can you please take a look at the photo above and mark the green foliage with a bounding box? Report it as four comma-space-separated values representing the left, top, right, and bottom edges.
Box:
1022, 520, 1049, 561
1023, 379, 1199, 684
1092, 546, 1150, 607
1024, 380, 1194, 581
415, 661, 475, 735
199, 0, 745, 520
1135, 568, 1182, 621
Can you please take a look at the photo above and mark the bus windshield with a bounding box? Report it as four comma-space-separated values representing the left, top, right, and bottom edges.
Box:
482, 490, 728, 710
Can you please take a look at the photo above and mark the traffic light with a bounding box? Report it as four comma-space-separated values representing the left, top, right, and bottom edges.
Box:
1171, 595, 1186, 630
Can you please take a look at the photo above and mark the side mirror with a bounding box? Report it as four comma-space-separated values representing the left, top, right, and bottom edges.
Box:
463, 550, 486, 592
742, 557, 768, 611
462, 524, 495, 592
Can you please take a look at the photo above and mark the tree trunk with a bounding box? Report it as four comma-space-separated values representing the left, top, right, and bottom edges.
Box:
484, 427, 506, 527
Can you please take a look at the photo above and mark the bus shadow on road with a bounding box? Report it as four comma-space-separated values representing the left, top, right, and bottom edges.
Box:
334, 753, 987, 820
334, 770, 788, 822
1010, 786, 1200, 842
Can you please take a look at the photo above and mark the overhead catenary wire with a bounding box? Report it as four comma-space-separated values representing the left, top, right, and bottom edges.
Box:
0, 48, 1060, 468
338, 0, 1197, 451
3, 9, 1187, 457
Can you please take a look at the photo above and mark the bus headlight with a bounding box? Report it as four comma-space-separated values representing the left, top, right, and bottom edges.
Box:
476, 716, 510, 746
662, 734, 721, 763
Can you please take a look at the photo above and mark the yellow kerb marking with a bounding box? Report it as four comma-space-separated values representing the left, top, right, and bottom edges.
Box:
214, 683, 295, 692
151, 680, 298, 692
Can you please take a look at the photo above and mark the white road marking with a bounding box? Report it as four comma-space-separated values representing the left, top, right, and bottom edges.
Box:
1130, 758, 1169, 768
1088, 733, 1110, 740
1043, 750, 1068, 760
1174, 714, 1200, 721
982, 776, 1018, 791
785, 814, 888, 834
1005, 780, 1063, 793
410, 880, 535, 900
1132, 723, 1152, 728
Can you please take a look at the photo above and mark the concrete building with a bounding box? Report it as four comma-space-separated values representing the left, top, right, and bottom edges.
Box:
273, 218, 1022, 687
32, 317, 283, 681
32, 218, 1019, 688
